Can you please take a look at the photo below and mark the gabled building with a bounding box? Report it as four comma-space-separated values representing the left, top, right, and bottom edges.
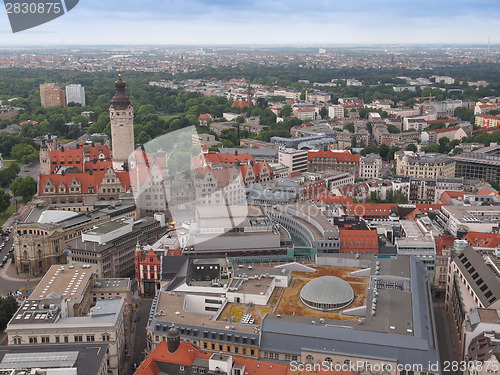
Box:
39, 166, 131, 204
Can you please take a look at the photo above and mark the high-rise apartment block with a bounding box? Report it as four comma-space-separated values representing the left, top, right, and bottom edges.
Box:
40, 83, 65, 108
66, 83, 86, 106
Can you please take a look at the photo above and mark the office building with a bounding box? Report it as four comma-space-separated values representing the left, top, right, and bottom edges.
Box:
5, 264, 130, 375
278, 149, 308, 174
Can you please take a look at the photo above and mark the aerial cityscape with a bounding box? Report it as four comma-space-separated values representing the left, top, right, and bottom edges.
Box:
0, 1, 500, 375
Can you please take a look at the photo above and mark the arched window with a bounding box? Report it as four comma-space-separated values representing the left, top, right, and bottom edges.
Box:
38, 250, 42, 259
23, 250, 28, 259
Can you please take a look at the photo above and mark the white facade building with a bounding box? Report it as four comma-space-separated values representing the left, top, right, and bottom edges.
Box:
360, 154, 383, 179
65, 84, 86, 106
328, 105, 345, 119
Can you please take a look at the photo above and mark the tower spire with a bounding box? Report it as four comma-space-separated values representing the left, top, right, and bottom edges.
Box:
111, 73, 130, 110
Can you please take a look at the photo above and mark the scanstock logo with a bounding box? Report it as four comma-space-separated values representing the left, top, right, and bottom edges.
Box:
4, 0, 79, 33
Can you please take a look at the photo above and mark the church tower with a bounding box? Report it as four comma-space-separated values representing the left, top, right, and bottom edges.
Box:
110, 74, 135, 170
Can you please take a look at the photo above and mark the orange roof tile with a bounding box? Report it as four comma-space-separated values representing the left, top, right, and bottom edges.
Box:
345, 203, 397, 217
477, 187, 498, 196
439, 191, 469, 204
406, 208, 423, 221
201, 152, 255, 165
50, 144, 112, 173
415, 204, 444, 212
135, 341, 291, 375
308, 150, 361, 163
39, 168, 130, 195
464, 232, 500, 248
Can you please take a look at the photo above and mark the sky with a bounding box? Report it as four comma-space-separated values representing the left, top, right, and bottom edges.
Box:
0, 0, 499, 46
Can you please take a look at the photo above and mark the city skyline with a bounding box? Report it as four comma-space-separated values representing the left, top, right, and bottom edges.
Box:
0, 0, 499, 46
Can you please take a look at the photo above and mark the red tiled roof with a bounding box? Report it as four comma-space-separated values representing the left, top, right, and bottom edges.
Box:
39, 168, 130, 195
198, 113, 213, 120
472, 125, 500, 134
232, 100, 251, 108
476, 114, 500, 120
464, 232, 500, 248
477, 187, 498, 196
426, 126, 460, 134
439, 191, 470, 204
308, 150, 361, 163
435, 234, 456, 256
135, 341, 291, 375
20, 120, 38, 125
201, 152, 255, 165
405, 208, 423, 221
415, 204, 444, 213
340, 229, 378, 253
345, 203, 397, 217
50, 144, 112, 173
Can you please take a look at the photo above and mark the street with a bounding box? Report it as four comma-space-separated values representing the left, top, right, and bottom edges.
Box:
434, 303, 455, 375
127, 296, 153, 375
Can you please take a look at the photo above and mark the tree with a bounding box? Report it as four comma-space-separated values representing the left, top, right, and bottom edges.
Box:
391, 189, 409, 204
406, 144, 418, 152
319, 106, 328, 119
344, 123, 355, 133
0, 164, 20, 187
387, 125, 400, 134
422, 143, 439, 153
280, 105, 292, 118
489, 180, 500, 193
351, 137, 357, 148
0, 188, 10, 213
11, 176, 37, 202
360, 145, 379, 156
367, 191, 383, 203
438, 137, 451, 153
0, 296, 18, 330
387, 146, 401, 161
11, 143, 37, 162
454, 107, 474, 123
379, 144, 390, 160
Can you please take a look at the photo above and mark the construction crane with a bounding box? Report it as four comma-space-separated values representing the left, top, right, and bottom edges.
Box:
415, 94, 434, 103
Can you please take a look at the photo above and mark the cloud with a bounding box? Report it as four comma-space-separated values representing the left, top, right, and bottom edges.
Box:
0, 0, 499, 45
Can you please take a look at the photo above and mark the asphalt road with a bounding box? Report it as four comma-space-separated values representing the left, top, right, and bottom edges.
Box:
434, 304, 455, 375
128, 297, 153, 375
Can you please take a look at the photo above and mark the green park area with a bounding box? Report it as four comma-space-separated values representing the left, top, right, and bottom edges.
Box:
0, 204, 15, 229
